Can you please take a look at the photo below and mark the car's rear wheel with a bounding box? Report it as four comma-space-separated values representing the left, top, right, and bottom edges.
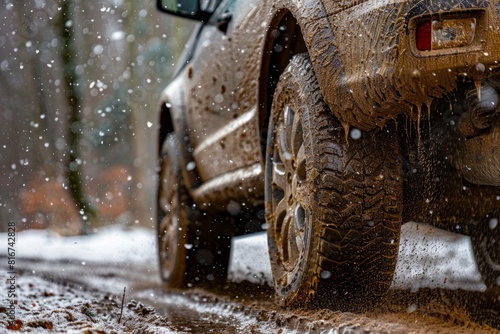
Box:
157, 134, 231, 288
471, 213, 500, 288
265, 54, 403, 308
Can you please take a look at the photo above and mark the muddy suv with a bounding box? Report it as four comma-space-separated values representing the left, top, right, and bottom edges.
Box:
155, 0, 500, 306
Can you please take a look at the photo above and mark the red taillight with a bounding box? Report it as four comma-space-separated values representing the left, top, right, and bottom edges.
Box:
415, 18, 476, 52
416, 21, 432, 51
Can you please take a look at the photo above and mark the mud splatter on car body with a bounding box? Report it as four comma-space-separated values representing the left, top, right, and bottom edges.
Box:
159, 0, 500, 205
155, 0, 500, 307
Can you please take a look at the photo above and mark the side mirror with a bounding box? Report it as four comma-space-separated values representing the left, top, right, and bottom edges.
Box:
156, 0, 211, 22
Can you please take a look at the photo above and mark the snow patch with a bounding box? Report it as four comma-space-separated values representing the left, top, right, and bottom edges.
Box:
229, 232, 272, 285
9, 225, 155, 266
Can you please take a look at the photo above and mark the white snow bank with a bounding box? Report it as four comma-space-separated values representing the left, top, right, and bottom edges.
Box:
229, 232, 272, 285
393, 222, 485, 291
6, 225, 156, 265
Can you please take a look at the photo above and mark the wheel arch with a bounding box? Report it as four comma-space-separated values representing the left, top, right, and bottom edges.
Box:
158, 100, 174, 156
258, 9, 307, 155
157, 79, 201, 192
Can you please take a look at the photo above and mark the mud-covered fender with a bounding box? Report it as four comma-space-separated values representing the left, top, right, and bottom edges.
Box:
269, 0, 500, 131
268, 0, 369, 129
157, 74, 201, 192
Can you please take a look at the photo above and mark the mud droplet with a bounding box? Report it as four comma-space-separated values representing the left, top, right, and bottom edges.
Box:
475, 80, 482, 101
341, 121, 350, 144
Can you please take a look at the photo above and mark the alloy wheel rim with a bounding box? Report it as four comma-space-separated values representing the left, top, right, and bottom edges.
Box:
270, 105, 308, 286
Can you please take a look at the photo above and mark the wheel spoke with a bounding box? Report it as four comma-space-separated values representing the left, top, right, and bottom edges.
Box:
294, 203, 306, 231
276, 198, 305, 271
295, 232, 304, 258
291, 110, 303, 157
296, 144, 306, 174
281, 215, 291, 263
272, 160, 287, 193
278, 122, 293, 163
287, 215, 299, 264
274, 198, 288, 224
284, 106, 295, 152
272, 198, 287, 261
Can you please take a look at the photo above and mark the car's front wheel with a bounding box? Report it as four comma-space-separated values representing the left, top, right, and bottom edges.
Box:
265, 54, 403, 308
157, 134, 231, 288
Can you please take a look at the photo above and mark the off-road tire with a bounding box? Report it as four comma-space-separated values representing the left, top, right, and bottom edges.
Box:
265, 54, 403, 308
471, 214, 500, 288
157, 134, 231, 288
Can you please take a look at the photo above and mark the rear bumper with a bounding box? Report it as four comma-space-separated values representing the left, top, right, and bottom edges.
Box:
318, 0, 500, 130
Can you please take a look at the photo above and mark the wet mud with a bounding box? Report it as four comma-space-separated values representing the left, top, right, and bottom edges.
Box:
4, 256, 499, 333
0, 271, 176, 333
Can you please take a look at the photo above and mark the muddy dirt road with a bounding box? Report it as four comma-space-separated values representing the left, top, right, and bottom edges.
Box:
1, 224, 499, 333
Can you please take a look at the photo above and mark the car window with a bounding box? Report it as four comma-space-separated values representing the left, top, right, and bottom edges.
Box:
204, 0, 225, 12
207, 0, 238, 29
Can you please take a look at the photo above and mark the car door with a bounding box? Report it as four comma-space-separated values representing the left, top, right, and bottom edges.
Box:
185, 0, 263, 183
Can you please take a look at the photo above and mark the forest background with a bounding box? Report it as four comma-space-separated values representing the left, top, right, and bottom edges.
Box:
0, 0, 193, 234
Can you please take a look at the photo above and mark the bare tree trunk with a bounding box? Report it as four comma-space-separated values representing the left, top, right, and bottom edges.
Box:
59, 0, 96, 234
124, 1, 155, 227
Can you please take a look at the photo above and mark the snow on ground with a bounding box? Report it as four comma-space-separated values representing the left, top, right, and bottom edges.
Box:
0, 222, 495, 333
2, 220, 485, 291
0, 271, 178, 333
0, 221, 488, 332
12, 225, 156, 266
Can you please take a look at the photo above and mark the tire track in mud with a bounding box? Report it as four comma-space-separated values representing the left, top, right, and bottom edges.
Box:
139, 283, 500, 334
4, 256, 499, 333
